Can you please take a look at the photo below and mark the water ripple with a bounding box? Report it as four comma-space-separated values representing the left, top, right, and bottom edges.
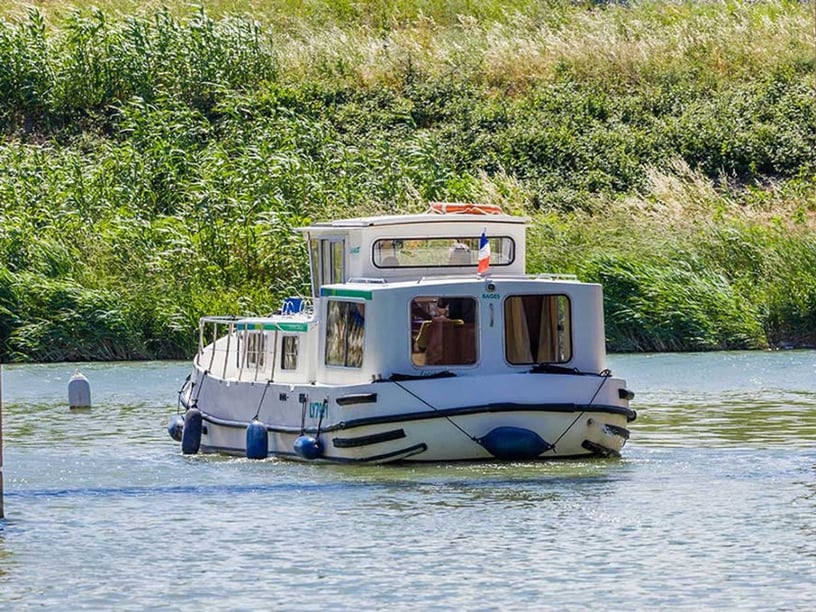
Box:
1, 355, 816, 608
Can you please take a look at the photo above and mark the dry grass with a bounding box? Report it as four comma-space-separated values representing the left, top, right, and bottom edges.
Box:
3, 1, 811, 94
272, 1, 813, 93
619, 159, 816, 231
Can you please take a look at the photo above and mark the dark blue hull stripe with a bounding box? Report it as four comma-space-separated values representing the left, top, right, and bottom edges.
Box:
332, 428, 406, 448
582, 439, 621, 458
335, 402, 637, 429
198, 441, 604, 463
336, 393, 378, 406
199, 402, 635, 434
200, 442, 428, 463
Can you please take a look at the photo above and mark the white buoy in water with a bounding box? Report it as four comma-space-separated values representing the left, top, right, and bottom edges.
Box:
68, 371, 91, 409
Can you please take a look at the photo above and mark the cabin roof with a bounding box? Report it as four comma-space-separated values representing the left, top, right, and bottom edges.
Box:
298, 213, 530, 232
319, 274, 586, 298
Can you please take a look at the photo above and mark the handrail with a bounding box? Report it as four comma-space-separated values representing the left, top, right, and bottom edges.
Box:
208, 320, 218, 372
197, 315, 304, 383
268, 329, 278, 383
346, 277, 389, 284
222, 323, 233, 379
238, 326, 247, 381
411, 273, 580, 283
196, 322, 204, 366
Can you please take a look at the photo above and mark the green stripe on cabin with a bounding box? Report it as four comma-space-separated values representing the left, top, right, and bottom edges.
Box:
320, 288, 373, 300
236, 322, 309, 332
277, 322, 309, 332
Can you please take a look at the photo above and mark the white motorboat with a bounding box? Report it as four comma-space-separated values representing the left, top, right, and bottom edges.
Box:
169, 203, 636, 463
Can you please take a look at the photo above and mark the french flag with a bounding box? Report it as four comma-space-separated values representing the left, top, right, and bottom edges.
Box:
477, 230, 490, 274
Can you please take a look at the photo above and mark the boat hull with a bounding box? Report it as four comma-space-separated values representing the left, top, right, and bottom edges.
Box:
177, 367, 635, 463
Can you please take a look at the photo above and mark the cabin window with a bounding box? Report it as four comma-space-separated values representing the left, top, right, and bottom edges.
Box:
320, 240, 332, 286
373, 237, 514, 268
320, 239, 345, 284
309, 239, 320, 297
281, 335, 299, 370
410, 296, 477, 366
245, 331, 266, 367
331, 241, 344, 283
310, 238, 346, 296
325, 300, 365, 368
504, 295, 572, 364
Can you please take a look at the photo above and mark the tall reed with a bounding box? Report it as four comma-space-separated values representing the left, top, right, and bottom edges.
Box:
0, 1, 814, 360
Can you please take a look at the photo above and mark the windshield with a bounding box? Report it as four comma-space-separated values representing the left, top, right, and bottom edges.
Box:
373, 237, 514, 268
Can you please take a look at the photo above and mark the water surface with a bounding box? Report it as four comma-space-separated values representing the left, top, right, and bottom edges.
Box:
1, 352, 815, 609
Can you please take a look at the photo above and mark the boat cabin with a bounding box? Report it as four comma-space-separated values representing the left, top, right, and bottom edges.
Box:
300, 212, 528, 288
196, 211, 607, 387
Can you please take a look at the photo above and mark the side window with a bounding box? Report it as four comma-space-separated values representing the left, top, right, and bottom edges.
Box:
505, 295, 571, 364
281, 336, 299, 370
309, 239, 320, 297
331, 241, 344, 283
320, 240, 333, 288
317, 238, 345, 291
325, 300, 365, 368
245, 332, 266, 367
410, 296, 477, 366
374, 239, 403, 267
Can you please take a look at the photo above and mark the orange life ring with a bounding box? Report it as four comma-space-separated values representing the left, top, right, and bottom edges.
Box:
429, 202, 503, 215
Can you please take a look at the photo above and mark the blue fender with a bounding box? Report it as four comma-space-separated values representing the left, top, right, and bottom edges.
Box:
479, 427, 551, 460
181, 408, 203, 455
294, 435, 322, 460
246, 420, 269, 460
167, 414, 185, 442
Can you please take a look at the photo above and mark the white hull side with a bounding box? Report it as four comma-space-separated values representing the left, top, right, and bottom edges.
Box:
181, 365, 634, 463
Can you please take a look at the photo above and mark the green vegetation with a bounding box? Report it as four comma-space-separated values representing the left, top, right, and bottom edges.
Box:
0, 0, 814, 361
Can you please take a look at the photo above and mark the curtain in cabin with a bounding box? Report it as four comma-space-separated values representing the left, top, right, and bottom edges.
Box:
505, 297, 533, 363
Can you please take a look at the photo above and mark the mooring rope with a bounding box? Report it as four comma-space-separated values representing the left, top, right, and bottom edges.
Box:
550, 369, 612, 453
299, 394, 308, 435
252, 380, 272, 421
189, 370, 209, 409
389, 378, 480, 444
315, 399, 327, 439
176, 374, 191, 413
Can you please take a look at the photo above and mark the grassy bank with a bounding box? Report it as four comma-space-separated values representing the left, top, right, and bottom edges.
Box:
0, 0, 814, 361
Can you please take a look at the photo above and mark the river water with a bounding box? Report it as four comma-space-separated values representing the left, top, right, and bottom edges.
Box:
1, 351, 815, 609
